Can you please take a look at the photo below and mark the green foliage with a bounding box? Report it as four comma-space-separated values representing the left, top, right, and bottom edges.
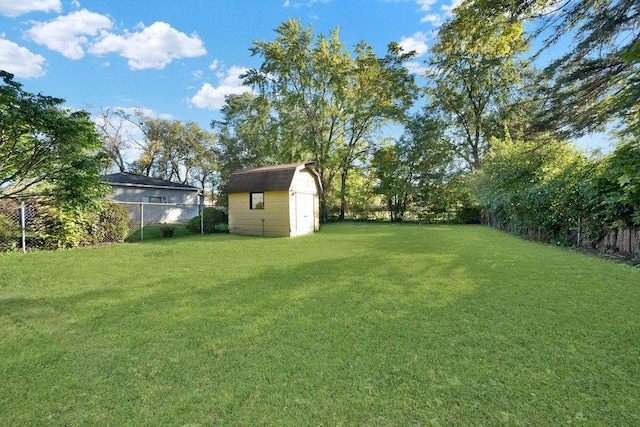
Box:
372, 112, 458, 221
528, 0, 639, 137
587, 141, 640, 228
187, 207, 228, 234
476, 133, 595, 240
0, 213, 18, 251
457, 204, 483, 224
213, 92, 278, 187
427, 0, 530, 170
28, 200, 130, 250
474, 133, 640, 246
218, 19, 418, 218
0, 71, 108, 207
98, 108, 217, 188
31, 205, 89, 250
95, 200, 130, 243
343, 168, 385, 221
123, 112, 216, 186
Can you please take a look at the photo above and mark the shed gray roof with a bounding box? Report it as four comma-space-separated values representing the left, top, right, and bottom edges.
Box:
102, 172, 199, 191
226, 162, 320, 193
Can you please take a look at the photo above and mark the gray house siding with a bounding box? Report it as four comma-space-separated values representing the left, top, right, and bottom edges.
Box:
103, 173, 201, 223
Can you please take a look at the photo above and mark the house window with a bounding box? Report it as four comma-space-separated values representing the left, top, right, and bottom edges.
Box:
250, 192, 264, 209
144, 196, 167, 203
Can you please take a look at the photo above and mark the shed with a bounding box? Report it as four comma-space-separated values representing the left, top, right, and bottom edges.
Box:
103, 172, 201, 222
226, 163, 323, 237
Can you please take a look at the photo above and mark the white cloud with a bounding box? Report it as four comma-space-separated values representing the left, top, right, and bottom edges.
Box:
421, 13, 442, 25
414, 0, 461, 26
0, 38, 46, 78
89, 21, 206, 70
190, 65, 252, 110
415, 0, 437, 20
209, 59, 219, 70
0, 0, 61, 17
399, 31, 429, 56
403, 60, 428, 76
26, 9, 113, 59
441, 0, 464, 16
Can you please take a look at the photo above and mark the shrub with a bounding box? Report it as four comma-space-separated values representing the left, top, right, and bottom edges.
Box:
95, 201, 130, 243
31, 205, 89, 249
159, 225, 175, 238
0, 213, 19, 251
187, 208, 228, 234
29, 200, 131, 249
457, 205, 483, 224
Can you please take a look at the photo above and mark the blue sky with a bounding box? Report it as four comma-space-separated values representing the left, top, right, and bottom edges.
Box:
0, 0, 611, 152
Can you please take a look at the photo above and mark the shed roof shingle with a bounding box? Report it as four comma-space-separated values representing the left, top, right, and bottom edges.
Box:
226, 162, 318, 193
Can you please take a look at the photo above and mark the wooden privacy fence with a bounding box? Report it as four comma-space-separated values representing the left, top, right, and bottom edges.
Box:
597, 227, 640, 256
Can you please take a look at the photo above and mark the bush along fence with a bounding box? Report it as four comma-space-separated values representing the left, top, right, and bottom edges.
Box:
484, 214, 640, 258
0, 198, 228, 252
0, 198, 131, 252
476, 138, 640, 260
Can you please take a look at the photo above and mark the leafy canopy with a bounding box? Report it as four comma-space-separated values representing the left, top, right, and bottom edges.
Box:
426, 0, 530, 171
0, 71, 108, 207
224, 19, 418, 219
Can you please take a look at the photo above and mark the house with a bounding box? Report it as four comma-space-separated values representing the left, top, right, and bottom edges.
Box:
102, 172, 201, 223
226, 163, 323, 237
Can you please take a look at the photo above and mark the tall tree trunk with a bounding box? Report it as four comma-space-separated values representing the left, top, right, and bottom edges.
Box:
339, 169, 349, 221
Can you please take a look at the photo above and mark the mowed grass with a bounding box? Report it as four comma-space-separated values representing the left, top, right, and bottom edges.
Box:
1, 223, 639, 425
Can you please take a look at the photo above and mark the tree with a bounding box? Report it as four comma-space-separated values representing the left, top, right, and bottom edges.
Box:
95, 107, 131, 173
241, 19, 419, 219
122, 113, 216, 186
372, 112, 452, 221
475, 131, 594, 239
526, 0, 639, 137
0, 71, 108, 206
212, 92, 282, 187
426, 0, 530, 170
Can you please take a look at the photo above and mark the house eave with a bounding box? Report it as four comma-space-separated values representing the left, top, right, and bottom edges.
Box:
107, 182, 201, 192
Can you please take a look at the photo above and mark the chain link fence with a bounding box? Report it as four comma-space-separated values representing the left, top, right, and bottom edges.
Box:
115, 201, 201, 241
0, 198, 202, 252
0, 199, 38, 252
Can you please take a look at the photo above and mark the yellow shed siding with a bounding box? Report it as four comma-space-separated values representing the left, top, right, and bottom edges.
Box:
228, 165, 322, 237
229, 191, 291, 237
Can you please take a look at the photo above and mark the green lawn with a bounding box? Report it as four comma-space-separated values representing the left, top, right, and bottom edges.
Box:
125, 223, 192, 242
1, 223, 639, 425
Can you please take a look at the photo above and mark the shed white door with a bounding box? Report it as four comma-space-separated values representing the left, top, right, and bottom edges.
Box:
295, 192, 315, 235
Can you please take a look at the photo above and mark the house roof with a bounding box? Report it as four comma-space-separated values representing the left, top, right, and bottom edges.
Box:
226, 162, 322, 193
102, 172, 200, 191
